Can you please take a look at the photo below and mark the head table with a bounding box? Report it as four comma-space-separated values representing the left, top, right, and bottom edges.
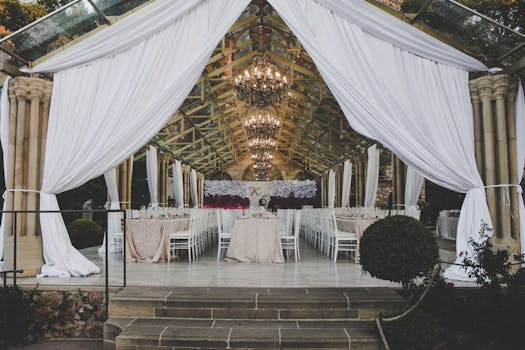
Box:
225, 218, 285, 263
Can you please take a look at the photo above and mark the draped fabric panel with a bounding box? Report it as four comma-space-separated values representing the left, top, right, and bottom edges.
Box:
515, 83, 525, 257
328, 170, 335, 208
0, 77, 11, 260
173, 161, 184, 208
98, 167, 121, 254
190, 169, 198, 208
405, 166, 424, 209
341, 160, 352, 208
146, 146, 159, 209
33, 0, 250, 276
269, 0, 490, 280
364, 145, 380, 208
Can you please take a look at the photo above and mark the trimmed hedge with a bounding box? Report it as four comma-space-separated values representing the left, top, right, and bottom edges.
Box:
68, 219, 103, 249
359, 215, 438, 289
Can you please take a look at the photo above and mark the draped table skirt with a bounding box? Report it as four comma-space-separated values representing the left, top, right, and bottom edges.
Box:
125, 218, 189, 262
336, 217, 378, 237
225, 218, 284, 263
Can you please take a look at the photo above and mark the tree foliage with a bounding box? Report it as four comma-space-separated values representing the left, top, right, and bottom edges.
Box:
0, 0, 72, 37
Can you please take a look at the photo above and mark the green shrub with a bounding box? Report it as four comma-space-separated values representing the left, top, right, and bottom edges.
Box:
68, 218, 103, 249
360, 215, 439, 290
0, 286, 30, 345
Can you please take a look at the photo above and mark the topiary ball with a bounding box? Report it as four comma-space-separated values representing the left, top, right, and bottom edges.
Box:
360, 215, 438, 288
68, 218, 104, 249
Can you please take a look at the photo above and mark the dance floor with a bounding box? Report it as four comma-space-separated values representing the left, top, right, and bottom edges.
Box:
9, 238, 463, 288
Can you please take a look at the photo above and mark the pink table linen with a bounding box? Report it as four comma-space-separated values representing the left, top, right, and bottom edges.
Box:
125, 218, 188, 262
336, 218, 378, 238
226, 218, 284, 263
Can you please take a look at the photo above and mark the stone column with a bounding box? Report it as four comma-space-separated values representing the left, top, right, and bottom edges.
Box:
477, 76, 499, 237
391, 153, 397, 207
469, 81, 484, 176
182, 165, 190, 208
470, 74, 521, 254
117, 157, 133, 209
4, 77, 52, 277
358, 156, 366, 206
157, 153, 164, 206
197, 173, 205, 208
493, 75, 512, 240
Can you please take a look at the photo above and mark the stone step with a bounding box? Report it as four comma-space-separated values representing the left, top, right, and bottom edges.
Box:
109, 287, 405, 320
104, 317, 380, 350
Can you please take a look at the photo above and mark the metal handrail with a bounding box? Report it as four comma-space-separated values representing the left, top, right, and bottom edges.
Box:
1, 268, 24, 350
0, 209, 127, 322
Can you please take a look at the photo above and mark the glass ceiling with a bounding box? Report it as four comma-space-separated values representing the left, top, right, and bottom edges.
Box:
0, 0, 523, 77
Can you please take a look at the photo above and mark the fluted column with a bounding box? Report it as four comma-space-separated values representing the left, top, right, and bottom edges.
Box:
470, 74, 521, 254
4, 77, 52, 277
493, 75, 512, 240
506, 80, 519, 240
182, 165, 190, 208
469, 81, 484, 176
477, 77, 498, 237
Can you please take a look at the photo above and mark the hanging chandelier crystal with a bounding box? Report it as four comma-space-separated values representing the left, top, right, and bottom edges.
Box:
244, 109, 280, 139
251, 151, 273, 162
254, 161, 271, 181
234, 53, 288, 108
248, 138, 276, 154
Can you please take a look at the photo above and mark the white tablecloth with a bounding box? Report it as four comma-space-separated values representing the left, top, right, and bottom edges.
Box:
436, 216, 458, 240
336, 217, 378, 238
225, 218, 284, 263
125, 218, 188, 262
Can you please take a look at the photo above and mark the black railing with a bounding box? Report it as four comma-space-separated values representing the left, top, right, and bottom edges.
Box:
0, 268, 23, 350
0, 209, 127, 321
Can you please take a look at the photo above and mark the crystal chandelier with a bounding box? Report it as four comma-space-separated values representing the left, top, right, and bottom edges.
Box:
244, 109, 280, 140
251, 151, 273, 162
248, 138, 276, 154
234, 53, 288, 108
254, 161, 271, 181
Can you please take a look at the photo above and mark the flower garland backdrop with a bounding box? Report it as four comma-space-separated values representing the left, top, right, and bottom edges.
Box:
203, 180, 317, 209
203, 181, 250, 209
269, 180, 317, 209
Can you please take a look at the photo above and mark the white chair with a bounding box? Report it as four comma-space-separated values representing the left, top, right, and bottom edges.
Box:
281, 210, 301, 262
331, 210, 358, 262
216, 210, 233, 261
168, 210, 201, 262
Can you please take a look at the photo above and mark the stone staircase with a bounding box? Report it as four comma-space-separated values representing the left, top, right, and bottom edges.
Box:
104, 287, 405, 350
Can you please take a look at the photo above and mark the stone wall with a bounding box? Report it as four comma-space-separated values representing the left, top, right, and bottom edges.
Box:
21, 287, 105, 341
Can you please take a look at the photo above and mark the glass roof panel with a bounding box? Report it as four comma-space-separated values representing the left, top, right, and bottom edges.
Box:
1, 0, 106, 63
92, 0, 151, 17
413, 0, 525, 65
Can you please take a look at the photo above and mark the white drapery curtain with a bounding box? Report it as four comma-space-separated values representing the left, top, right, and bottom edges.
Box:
405, 166, 424, 209
269, 0, 490, 281
364, 145, 380, 208
0, 76, 11, 260
146, 146, 159, 209
28, 0, 250, 276
341, 160, 352, 208
190, 169, 198, 208
515, 83, 525, 257
98, 167, 121, 254
173, 160, 184, 208
328, 170, 335, 208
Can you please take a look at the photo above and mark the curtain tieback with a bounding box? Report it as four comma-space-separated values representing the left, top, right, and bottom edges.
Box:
482, 184, 522, 194
2, 188, 42, 199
